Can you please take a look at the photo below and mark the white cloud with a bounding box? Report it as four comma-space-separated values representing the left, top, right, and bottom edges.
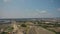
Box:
35, 12, 53, 18
36, 9, 47, 14
1, 8, 54, 18
40, 10, 47, 14
35, 9, 54, 18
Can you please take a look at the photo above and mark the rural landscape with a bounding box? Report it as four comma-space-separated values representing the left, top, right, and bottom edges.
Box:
0, 0, 60, 34
0, 18, 60, 34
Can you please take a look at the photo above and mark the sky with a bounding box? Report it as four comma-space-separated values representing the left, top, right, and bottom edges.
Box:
0, 0, 60, 18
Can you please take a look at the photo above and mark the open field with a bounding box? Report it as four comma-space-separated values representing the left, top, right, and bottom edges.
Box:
0, 18, 60, 34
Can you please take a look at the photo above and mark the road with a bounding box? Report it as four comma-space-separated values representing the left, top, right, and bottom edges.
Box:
37, 26, 55, 34
28, 26, 55, 34
27, 26, 37, 34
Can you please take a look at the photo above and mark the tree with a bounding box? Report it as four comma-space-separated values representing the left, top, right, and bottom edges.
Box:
21, 24, 27, 27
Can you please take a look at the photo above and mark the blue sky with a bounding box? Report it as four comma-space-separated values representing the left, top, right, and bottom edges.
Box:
0, 0, 60, 18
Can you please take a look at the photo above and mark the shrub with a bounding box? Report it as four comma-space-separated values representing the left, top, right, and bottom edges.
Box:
21, 24, 27, 27
1, 32, 8, 34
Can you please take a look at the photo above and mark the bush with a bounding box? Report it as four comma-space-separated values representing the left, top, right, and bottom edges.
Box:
21, 24, 27, 27
5, 26, 14, 32
1, 32, 8, 34
56, 32, 60, 34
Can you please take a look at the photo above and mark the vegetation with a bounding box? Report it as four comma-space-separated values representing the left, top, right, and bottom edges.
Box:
21, 24, 27, 27
56, 32, 60, 34
1, 32, 8, 34
5, 26, 14, 32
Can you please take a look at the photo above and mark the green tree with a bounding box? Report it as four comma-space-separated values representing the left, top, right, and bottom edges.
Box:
21, 24, 27, 27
